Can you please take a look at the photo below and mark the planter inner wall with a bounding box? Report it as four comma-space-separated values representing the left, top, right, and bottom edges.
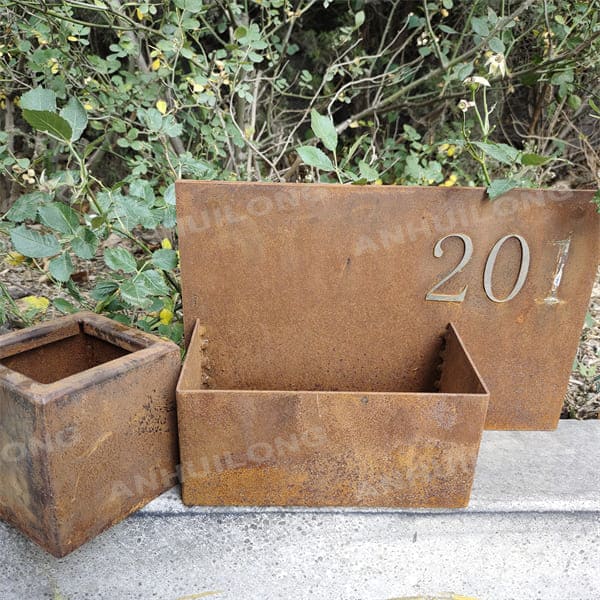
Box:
0, 326, 131, 384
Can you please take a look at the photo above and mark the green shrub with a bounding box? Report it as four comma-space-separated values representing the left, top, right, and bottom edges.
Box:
1, 0, 599, 338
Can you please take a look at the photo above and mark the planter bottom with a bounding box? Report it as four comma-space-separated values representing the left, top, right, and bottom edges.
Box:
177, 321, 489, 508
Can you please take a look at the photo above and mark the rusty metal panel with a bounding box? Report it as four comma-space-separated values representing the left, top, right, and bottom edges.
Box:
176, 181, 599, 430
0, 312, 180, 557
177, 320, 488, 507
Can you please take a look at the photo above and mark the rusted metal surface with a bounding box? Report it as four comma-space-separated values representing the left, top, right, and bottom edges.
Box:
176, 181, 599, 430
0, 312, 180, 557
177, 320, 488, 507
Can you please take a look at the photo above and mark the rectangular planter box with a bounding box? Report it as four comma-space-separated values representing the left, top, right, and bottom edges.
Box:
0, 312, 180, 557
177, 321, 489, 508
176, 181, 599, 430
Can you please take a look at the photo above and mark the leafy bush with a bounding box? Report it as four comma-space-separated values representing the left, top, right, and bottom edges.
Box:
1, 0, 599, 338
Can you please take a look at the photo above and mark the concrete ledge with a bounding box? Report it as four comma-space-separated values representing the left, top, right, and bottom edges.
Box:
1, 420, 599, 599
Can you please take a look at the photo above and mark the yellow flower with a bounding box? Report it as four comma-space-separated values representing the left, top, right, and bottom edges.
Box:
161, 238, 172, 250
67, 35, 78, 42
5, 251, 25, 266
48, 58, 59, 74
83, 102, 93, 111
159, 308, 173, 325
446, 144, 456, 157
21, 296, 50, 312
136, 7, 145, 20
151, 58, 161, 71
440, 173, 459, 187
156, 99, 167, 115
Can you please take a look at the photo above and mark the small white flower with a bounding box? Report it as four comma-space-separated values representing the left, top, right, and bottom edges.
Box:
486, 53, 507, 78
463, 75, 491, 87
458, 99, 476, 112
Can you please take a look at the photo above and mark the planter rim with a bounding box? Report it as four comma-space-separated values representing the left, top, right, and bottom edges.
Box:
175, 179, 597, 195
0, 311, 179, 403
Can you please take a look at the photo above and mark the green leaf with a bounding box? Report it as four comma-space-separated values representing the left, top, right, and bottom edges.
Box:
59, 97, 88, 142
438, 24, 458, 34
592, 190, 600, 213
358, 160, 379, 182
310, 110, 338, 152
104, 247, 137, 273
38, 203, 80, 234
22, 110, 72, 141
90, 280, 119, 302
138, 269, 170, 295
120, 279, 152, 308
143, 108, 163, 132
234, 25, 247, 40
296, 146, 334, 171
174, 0, 203, 12
354, 10, 365, 28
49, 253, 74, 282
164, 182, 176, 206
489, 37, 505, 53
567, 94, 582, 110
10, 225, 61, 258
151, 248, 178, 270
521, 153, 552, 166
471, 17, 490, 37
71, 227, 99, 259
53, 298, 78, 314
473, 142, 520, 165
20, 87, 57, 112
487, 178, 521, 200
5, 191, 51, 222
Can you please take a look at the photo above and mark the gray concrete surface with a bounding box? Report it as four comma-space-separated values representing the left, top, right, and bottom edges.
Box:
1, 420, 599, 600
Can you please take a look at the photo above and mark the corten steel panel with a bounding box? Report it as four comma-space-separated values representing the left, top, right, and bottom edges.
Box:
177, 320, 489, 507
176, 181, 599, 430
0, 312, 180, 557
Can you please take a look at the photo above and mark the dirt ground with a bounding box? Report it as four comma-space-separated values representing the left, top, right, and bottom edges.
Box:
1, 257, 599, 420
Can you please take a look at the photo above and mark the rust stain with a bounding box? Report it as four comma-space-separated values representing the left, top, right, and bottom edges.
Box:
177, 321, 489, 508
0, 312, 180, 557
176, 181, 599, 430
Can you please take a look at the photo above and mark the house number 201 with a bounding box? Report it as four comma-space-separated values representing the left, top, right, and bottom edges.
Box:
426, 233, 531, 303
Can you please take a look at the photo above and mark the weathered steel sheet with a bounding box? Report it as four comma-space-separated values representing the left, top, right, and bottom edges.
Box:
0, 312, 180, 557
177, 321, 489, 507
176, 182, 599, 430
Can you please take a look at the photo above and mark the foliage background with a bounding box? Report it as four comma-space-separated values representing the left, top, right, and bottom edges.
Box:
0, 0, 599, 340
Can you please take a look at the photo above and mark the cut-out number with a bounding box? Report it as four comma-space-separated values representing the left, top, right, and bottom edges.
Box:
483, 234, 530, 303
425, 234, 473, 302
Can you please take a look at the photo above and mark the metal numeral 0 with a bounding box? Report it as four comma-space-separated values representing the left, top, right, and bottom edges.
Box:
483, 234, 530, 303
425, 234, 473, 302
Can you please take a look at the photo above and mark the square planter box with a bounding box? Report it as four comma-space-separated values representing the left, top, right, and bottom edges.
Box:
177, 320, 489, 508
0, 312, 180, 557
